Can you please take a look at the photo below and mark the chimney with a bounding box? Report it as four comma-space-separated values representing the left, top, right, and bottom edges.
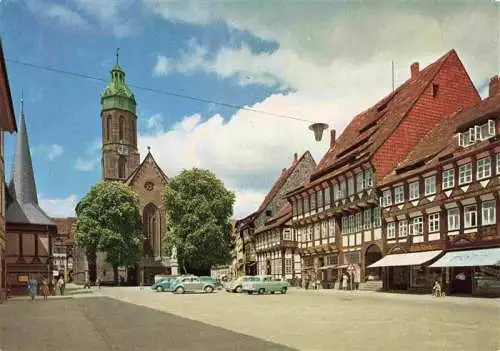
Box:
293, 153, 298, 164
489, 75, 499, 97
410, 62, 419, 79
330, 129, 336, 148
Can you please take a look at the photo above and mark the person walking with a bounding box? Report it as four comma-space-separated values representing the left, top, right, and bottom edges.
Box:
341, 273, 348, 291
96, 277, 101, 290
41, 277, 49, 300
57, 277, 65, 296
27, 275, 38, 301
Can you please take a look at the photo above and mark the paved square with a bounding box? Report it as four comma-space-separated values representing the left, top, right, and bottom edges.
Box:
98, 287, 500, 351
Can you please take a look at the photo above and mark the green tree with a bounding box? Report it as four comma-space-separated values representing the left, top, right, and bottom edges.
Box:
163, 168, 235, 275
75, 181, 143, 283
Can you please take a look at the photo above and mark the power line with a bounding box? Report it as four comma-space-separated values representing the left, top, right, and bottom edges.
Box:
5, 58, 315, 124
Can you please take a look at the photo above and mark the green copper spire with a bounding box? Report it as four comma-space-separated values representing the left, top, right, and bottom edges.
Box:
101, 48, 137, 114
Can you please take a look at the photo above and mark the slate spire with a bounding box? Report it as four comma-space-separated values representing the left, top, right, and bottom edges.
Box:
9, 98, 39, 205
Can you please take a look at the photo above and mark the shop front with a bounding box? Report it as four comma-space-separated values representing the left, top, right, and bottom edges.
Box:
367, 250, 443, 292
429, 247, 500, 297
319, 253, 339, 289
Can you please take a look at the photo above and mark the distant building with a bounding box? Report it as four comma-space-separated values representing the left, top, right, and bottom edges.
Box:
51, 217, 77, 281
0, 38, 18, 303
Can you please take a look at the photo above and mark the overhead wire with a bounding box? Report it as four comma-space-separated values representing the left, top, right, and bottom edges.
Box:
5, 58, 316, 124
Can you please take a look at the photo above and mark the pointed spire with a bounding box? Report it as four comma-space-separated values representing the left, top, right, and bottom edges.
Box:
116, 47, 120, 66
9, 101, 39, 205
20, 89, 24, 116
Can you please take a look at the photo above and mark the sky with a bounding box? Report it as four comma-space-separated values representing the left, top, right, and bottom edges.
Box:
0, 0, 498, 219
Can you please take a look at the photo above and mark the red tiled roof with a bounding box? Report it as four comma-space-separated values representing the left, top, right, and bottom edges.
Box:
310, 50, 457, 184
381, 92, 500, 185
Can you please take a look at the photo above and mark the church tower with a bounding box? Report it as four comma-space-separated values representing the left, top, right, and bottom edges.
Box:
101, 49, 140, 181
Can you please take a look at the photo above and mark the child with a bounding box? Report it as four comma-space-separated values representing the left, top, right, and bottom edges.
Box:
432, 280, 442, 297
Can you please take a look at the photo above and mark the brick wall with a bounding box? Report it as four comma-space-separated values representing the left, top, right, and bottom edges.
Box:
373, 52, 481, 180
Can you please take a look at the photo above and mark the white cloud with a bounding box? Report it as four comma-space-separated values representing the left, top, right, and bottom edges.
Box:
39, 194, 78, 217
25, 0, 89, 29
75, 139, 101, 172
144, 2, 498, 219
33, 144, 64, 161
146, 113, 164, 133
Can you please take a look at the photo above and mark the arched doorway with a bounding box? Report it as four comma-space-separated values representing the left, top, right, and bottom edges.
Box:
143, 203, 160, 257
364, 244, 383, 281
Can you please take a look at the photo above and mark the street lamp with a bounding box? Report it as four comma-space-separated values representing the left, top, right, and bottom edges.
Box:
309, 123, 329, 142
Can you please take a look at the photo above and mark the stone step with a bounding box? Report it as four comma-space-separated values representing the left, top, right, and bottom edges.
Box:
360, 280, 383, 291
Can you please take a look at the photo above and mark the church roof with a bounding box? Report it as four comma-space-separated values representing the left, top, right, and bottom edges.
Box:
6, 109, 55, 226
125, 149, 169, 186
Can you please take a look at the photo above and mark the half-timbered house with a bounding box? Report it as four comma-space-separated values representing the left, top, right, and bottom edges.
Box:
236, 152, 316, 279
286, 50, 481, 289
0, 38, 18, 303
370, 75, 500, 296
5, 107, 57, 295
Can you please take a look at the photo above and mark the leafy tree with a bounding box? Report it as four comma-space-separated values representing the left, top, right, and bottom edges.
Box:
163, 168, 235, 275
75, 181, 143, 283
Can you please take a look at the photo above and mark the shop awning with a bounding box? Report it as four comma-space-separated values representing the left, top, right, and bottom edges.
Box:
429, 247, 500, 268
367, 250, 443, 268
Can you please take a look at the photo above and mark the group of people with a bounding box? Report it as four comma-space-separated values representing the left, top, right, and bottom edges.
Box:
26, 275, 66, 301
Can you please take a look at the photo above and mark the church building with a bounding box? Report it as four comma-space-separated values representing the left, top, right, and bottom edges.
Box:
95, 52, 176, 285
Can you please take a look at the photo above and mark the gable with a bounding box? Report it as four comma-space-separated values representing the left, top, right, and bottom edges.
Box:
125, 152, 168, 188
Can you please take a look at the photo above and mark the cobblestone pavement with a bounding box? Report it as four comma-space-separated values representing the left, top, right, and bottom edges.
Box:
94, 287, 500, 351
0, 297, 293, 351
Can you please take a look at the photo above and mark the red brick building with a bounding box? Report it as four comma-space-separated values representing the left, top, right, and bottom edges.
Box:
370, 75, 500, 296
285, 50, 481, 289
0, 39, 18, 303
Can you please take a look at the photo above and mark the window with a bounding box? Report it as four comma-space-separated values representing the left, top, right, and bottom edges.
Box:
363, 209, 371, 229
373, 207, 381, 228
424, 176, 436, 196
364, 169, 373, 188
398, 220, 408, 237
347, 177, 355, 196
356, 172, 364, 193
341, 217, 348, 234
348, 215, 355, 233
333, 183, 341, 201
409, 182, 419, 200
458, 163, 472, 185
119, 116, 125, 141
285, 258, 292, 275
324, 186, 331, 206
477, 157, 491, 180
448, 208, 460, 231
105, 116, 111, 140
410, 217, 423, 235
339, 181, 347, 200
355, 212, 362, 232
132, 118, 137, 146
304, 197, 310, 213
328, 218, 336, 237
482, 201, 496, 226
296, 228, 302, 243
118, 156, 126, 178
317, 190, 323, 209
394, 185, 404, 204
382, 190, 392, 207
297, 200, 303, 215
308, 226, 314, 241
442, 169, 455, 190
458, 132, 470, 147
292, 204, 298, 217
310, 193, 316, 210
464, 205, 477, 228
497, 154, 500, 175
283, 228, 292, 241
386, 222, 396, 239
428, 213, 440, 233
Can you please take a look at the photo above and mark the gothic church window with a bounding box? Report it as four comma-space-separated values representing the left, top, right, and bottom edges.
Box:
106, 116, 111, 140
118, 156, 126, 179
132, 118, 137, 146
119, 116, 125, 141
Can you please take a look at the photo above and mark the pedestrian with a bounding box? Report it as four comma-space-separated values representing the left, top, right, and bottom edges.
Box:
57, 276, 65, 296
27, 275, 38, 301
96, 277, 101, 290
41, 277, 49, 300
341, 273, 348, 291
51, 277, 57, 295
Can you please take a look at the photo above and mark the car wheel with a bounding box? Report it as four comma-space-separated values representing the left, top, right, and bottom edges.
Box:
258, 288, 265, 295
204, 286, 214, 293
247, 291, 253, 295
270, 291, 275, 294
235, 286, 242, 293
175, 287, 185, 294
281, 287, 287, 294
156, 286, 164, 292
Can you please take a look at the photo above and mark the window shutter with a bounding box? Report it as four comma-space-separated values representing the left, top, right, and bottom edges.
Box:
469, 128, 476, 143
488, 120, 496, 136
475, 125, 482, 141
458, 133, 464, 147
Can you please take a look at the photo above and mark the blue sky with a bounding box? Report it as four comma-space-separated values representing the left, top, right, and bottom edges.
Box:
0, 1, 497, 218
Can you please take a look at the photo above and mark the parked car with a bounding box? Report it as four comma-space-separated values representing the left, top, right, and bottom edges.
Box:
151, 276, 180, 292
170, 276, 216, 294
226, 276, 252, 293
199, 276, 223, 290
242, 275, 289, 295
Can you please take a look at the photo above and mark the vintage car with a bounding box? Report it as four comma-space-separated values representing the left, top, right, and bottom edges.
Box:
199, 276, 223, 289
241, 275, 289, 295
226, 276, 252, 293
170, 276, 216, 294
151, 276, 180, 292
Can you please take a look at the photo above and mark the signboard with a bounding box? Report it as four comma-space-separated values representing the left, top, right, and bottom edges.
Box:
17, 275, 28, 283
